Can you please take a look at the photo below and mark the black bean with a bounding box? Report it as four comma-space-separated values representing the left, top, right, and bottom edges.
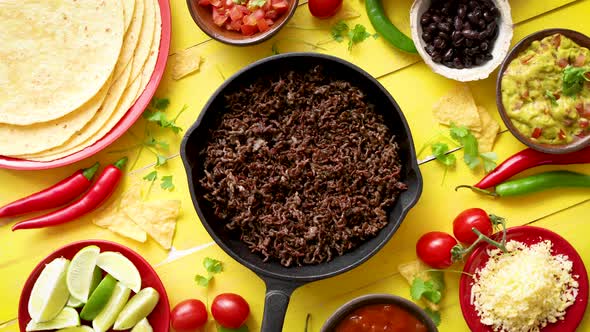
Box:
475, 54, 485, 65
425, 44, 436, 56
465, 38, 474, 47
421, 12, 432, 24
463, 22, 472, 30
453, 57, 465, 69
486, 21, 497, 35
483, 11, 494, 22
445, 16, 453, 24
438, 22, 451, 32
479, 30, 489, 39
424, 23, 437, 34
472, 8, 482, 19
464, 56, 473, 68
458, 5, 467, 18
441, 6, 449, 15
463, 29, 479, 39
467, 12, 477, 24
443, 48, 454, 61
443, 60, 454, 68
452, 36, 465, 47
469, 1, 479, 9
433, 37, 446, 49
438, 31, 450, 40
432, 53, 443, 63
480, 41, 489, 51
432, 15, 441, 23
484, 52, 493, 60
422, 32, 433, 42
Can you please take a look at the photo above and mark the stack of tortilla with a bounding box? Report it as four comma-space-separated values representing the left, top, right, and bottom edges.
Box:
0, 0, 162, 161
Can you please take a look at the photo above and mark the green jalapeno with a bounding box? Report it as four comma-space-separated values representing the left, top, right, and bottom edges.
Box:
365, 0, 417, 53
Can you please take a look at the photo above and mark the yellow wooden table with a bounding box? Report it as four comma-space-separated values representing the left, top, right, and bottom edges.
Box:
2, 0, 590, 331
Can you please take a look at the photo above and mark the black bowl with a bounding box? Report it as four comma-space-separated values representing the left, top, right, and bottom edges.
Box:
321, 294, 438, 332
180, 53, 423, 331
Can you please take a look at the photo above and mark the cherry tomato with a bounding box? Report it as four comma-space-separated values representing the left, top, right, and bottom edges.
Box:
416, 231, 458, 269
170, 299, 208, 331
308, 0, 343, 19
211, 293, 250, 329
453, 208, 493, 245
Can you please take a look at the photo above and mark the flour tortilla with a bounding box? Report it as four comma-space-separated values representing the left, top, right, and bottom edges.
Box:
114, 0, 145, 80
123, 0, 135, 33
0, 76, 112, 155
23, 0, 162, 162
0, 0, 124, 125
131, 0, 156, 80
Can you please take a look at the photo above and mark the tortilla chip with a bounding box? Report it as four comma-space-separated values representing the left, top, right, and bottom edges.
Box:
120, 185, 142, 208
398, 261, 440, 311
474, 106, 500, 153
93, 209, 147, 243
124, 200, 181, 249
433, 84, 481, 132
171, 47, 203, 80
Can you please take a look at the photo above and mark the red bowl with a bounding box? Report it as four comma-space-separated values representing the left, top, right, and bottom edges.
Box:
18, 240, 170, 332
459, 226, 589, 332
0, 0, 171, 170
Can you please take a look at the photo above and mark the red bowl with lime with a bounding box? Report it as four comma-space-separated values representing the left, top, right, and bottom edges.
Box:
18, 240, 170, 332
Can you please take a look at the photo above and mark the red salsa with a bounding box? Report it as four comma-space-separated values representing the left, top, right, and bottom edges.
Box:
335, 304, 428, 332
197, 0, 289, 36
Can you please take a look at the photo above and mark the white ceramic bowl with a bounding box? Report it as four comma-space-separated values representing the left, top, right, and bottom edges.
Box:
410, 0, 513, 82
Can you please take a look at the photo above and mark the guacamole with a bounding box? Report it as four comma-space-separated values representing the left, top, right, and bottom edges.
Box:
501, 33, 590, 145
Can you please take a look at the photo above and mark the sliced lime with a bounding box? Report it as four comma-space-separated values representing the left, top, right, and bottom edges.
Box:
67, 245, 100, 303
25, 307, 79, 331
57, 326, 94, 332
68, 266, 101, 308
92, 282, 131, 332
96, 252, 141, 293
80, 275, 117, 321
28, 257, 70, 322
66, 296, 83, 308
114, 287, 159, 330
130, 318, 153, 332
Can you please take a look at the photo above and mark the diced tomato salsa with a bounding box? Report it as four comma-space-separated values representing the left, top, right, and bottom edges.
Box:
197, 0, 289, 36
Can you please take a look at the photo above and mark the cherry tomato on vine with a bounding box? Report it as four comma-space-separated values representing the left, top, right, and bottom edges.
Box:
453, 208, 493, 245
211, 293, 250, 329
170, 299, 208, 331
416, 231, 458, 269
308, 0, 343, 19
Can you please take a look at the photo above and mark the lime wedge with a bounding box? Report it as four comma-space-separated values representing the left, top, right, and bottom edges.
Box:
26, 307, 79, 331
96, 252, 141, 293
28, 257, 70, 322
80, 275, 117, 321
70, 267, 103, 308
67, 245, 100, 303
130, 318, 153, 332
92, 282, 131, 332
57, 326, 94, 332
114, 287, 159, 330
66, 296, 83, 309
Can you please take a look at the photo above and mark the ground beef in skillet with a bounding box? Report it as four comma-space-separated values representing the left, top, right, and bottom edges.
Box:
199, 65, 407, 267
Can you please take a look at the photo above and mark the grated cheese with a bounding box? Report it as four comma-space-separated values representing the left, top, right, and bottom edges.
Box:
470, 240, 579, 332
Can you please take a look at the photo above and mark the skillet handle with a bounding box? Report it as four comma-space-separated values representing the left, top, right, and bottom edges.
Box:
260, 278, 301, 332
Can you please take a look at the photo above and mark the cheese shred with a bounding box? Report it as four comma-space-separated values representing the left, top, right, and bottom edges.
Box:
470, 240, 579, 332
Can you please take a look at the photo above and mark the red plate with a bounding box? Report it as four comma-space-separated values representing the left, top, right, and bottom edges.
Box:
459, 226, 589, 332
0, 0, 171, 170
18, 240, 170, 332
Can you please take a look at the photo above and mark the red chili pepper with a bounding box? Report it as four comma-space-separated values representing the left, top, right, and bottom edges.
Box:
0, 163, 99, 218
475, 147, 590, 189
12, 158, 127, 231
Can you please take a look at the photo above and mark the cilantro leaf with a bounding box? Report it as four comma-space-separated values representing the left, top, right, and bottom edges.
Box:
204, 257, 223, 274
143, 170, 158, 182
248, 0, 266, 8
331, 21, 348, 42
160, 175, 175, 191
410, 273, 444, 304
424, 308, 441, 326
410, 277, 427, 301
218, 325, 249, 332
150, 97, 170, 110
431, 142, 456, 167
156, 155, 168, 167
545, 90, 558, 106
195, 274, 212, 287
347, 24, 372, 51
480, 152, 498, 173
563, 65, 590, 97
450, 124, 480, 169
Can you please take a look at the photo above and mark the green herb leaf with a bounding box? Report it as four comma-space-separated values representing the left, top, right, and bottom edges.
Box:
410, 277, 427, 301
150, 97, 170, 110
431, 142, 456, 167
218, 325, 249, 332
480, 152, 498, 173
347, 24, 372, 51
410, 274, 444, 305
563, 65, 590, 96
248, 0, 266, 8
160, 175, 174, 191
450, 124, 480, 169
194, 274, 212, 287
143, 170, 158, 182
203, 257, 223, 274
424, 308, 441, 326
156, 155, 168, 167
271, 43, 280, 55
545, 90, 558, 106
331, 21, 348, 42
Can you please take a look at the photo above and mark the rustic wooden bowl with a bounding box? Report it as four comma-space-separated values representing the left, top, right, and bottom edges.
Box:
409, 0, 513, 82
496, 28, 590, 154
186, 0, 299, 46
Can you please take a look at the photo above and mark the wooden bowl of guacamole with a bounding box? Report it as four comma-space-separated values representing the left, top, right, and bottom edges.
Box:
497, 28, 590, 154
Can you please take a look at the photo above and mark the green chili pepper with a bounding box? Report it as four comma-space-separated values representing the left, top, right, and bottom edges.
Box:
456, 170, 590, 197
365, 0, 417, 54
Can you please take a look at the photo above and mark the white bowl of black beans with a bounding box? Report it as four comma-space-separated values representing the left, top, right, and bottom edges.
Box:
410, 0, 513, 82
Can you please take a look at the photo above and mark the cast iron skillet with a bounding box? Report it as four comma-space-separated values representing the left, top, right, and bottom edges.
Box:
180, 53, 423, 331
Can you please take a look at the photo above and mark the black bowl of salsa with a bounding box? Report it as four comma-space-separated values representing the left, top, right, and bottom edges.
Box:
497, 28, 590, 154
321, 294, 438, 332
